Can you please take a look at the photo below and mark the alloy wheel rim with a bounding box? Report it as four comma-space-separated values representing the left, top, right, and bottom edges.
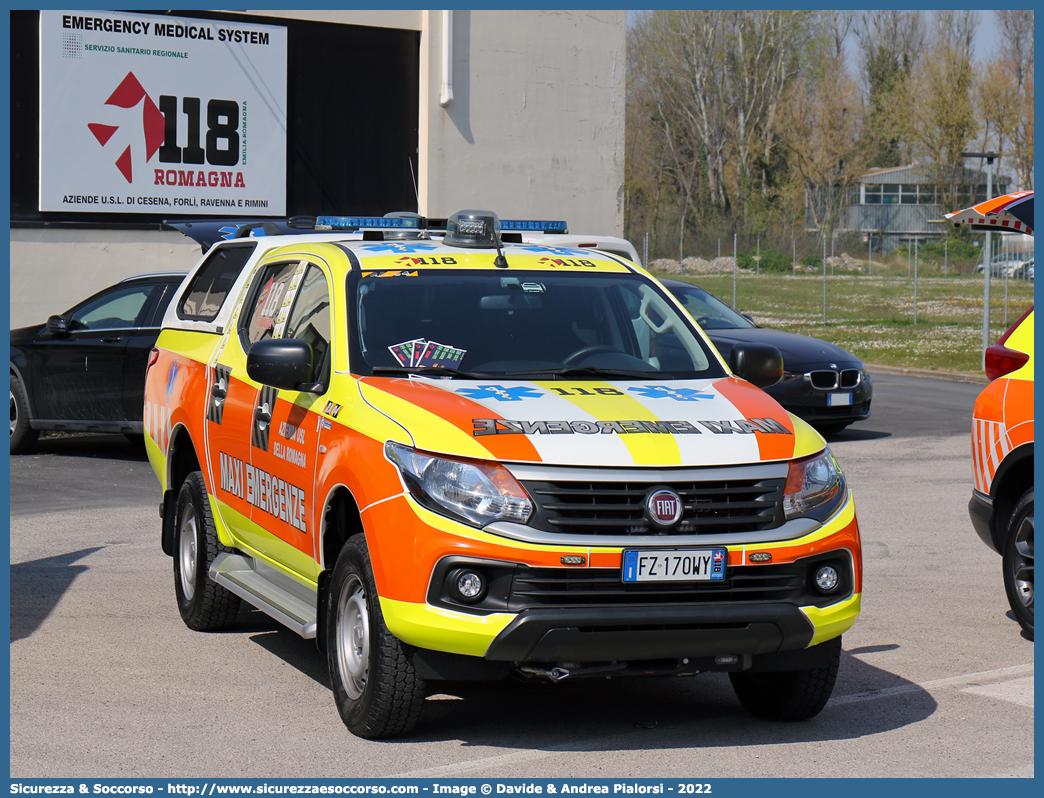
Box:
336, 573, 370, 700
178, 504, 198, 600
10, 390, 17, 436
1012, 512, 1034, 611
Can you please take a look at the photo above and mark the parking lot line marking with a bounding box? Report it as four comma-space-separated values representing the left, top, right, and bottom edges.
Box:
392, 664, 1035, 777
961, 675, 1034, 709
831, 663, 1033, 705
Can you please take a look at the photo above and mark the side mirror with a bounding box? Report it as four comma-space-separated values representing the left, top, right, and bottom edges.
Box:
247, 338, 323, 393
729, 343, 783, 389
46, 315, 69, 336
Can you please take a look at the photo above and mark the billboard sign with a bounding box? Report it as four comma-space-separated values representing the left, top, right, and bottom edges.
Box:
39, 10, 287, 215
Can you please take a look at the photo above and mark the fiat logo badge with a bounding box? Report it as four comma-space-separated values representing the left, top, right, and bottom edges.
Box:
647, 488, 683, 526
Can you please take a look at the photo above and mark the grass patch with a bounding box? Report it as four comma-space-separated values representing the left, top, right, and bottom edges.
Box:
657, 272, 1035, 374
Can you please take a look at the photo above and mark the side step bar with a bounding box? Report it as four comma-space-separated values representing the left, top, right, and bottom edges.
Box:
211, 552, 318, 639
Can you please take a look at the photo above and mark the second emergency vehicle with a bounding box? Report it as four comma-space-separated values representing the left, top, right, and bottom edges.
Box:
145, 210, 862, 738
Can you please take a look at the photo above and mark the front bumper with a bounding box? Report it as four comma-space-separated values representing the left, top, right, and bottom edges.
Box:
368, 491, 862, 664
770, 375, 872, 425
486, 601, 817, 662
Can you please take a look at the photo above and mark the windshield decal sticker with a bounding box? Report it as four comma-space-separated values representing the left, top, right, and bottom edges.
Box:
628, 385, 714, 402
472, 417, 791, 437
363, 269, 420, 278
456, 385, 544, 402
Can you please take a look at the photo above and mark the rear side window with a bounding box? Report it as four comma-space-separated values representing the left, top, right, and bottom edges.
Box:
178, 243, 256, 321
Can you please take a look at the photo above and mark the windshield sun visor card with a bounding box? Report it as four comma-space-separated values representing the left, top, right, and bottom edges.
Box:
415, 340, 467, 370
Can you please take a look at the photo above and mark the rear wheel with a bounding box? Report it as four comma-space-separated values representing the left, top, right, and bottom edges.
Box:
173, 471, 241, 631
10, 374, 39, 454
327, 535, 426, 739
1002, 489, 1033, 640
729, 641, 840, 721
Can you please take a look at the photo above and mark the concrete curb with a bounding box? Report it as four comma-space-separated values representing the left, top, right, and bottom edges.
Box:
867, 363, 988, 385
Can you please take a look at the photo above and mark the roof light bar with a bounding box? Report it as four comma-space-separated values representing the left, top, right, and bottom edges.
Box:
500, 219, 568, 232
315, 215, 421, 231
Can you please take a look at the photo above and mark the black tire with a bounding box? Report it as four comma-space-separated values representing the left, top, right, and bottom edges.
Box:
813, 422, 850, 438
729, 641, 840, 721
327, 535, 426, 739
1002, 489, 1033, 640
10, 374, 39, 454
173, 471, 241, 631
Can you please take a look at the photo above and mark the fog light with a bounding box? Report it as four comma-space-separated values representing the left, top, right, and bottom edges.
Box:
458, 571, 483, 598
446, 568, 487, 604
814, 564, 840, 593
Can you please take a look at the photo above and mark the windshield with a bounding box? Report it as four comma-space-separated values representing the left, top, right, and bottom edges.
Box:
667, 283, 756, 330
348, 270, 724, 380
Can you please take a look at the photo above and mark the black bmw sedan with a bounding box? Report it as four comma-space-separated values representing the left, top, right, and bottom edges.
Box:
10, 272, 186, 453
661, 278, 872, 435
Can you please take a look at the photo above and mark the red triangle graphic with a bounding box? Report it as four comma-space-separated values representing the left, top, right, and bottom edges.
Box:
115, 145, 133, 183
106, 72, 147, 108
88, 123, 119, 147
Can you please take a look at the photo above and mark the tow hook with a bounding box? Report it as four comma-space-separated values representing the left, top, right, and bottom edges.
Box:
519, 665, 572, 682
519, 662, 626, 681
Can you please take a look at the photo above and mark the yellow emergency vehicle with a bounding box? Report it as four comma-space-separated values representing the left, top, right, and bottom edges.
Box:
145, 210, 862, 737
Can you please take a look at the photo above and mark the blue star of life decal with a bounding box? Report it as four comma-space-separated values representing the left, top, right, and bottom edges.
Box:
456, 385, 544, 402
166, 359, 180, 403
512, 244, 583, 256
218, 225, 243, 240
357, 242, 438, 253
628, 385, 713, 402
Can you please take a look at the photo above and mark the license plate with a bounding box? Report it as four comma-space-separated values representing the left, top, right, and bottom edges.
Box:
828, 392, 853, 407
622, 548, 727, 582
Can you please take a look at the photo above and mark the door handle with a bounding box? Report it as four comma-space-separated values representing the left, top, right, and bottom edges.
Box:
254, 406, 272, 424
101, 336, 124, 343
210, 385, 227, 400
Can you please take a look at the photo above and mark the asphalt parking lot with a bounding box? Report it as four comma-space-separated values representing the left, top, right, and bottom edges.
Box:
8, 372, 1033, 778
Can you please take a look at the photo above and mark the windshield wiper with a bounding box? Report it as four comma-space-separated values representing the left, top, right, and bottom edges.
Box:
370, 366, 491, 379
503, 367, 674, 380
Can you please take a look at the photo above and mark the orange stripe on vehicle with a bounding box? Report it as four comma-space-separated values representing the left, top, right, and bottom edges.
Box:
360, 377, 543, 462
712, 376, 796, 461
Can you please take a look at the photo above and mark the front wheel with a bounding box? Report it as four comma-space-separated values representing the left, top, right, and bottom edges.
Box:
813, 422, 850, 438
327, 535, 426, 739
1002, 489, 1033, 640
729, 641, 840, 721
173, 471, 241, 631
10, 374, 39, 454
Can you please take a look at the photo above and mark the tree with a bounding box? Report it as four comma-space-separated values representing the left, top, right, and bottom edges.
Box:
853, 10, 925, 168
778, 49, 866, 237
995, 10, 1035, 189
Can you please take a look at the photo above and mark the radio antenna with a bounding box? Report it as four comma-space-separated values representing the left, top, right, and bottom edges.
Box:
408, 157, 420, 210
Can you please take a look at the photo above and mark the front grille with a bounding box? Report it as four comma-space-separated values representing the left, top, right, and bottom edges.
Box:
507, 565, 802, 609
521, 477, 785, 536
807, 369, 861, 390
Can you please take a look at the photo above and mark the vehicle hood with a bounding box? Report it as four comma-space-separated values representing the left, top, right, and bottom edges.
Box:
358, 375, 823, 467
706, 328, 861, 370
9, 325, 42, 346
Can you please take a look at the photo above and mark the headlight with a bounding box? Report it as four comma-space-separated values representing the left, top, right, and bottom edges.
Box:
784, 448, 846, 522
385, 442, 532, 527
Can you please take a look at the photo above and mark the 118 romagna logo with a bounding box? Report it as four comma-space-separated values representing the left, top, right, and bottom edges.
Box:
89, 71, 241, 183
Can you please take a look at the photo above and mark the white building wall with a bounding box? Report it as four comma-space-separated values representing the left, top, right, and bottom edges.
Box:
418, 10, 626, 231
9, 9, 626, 328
